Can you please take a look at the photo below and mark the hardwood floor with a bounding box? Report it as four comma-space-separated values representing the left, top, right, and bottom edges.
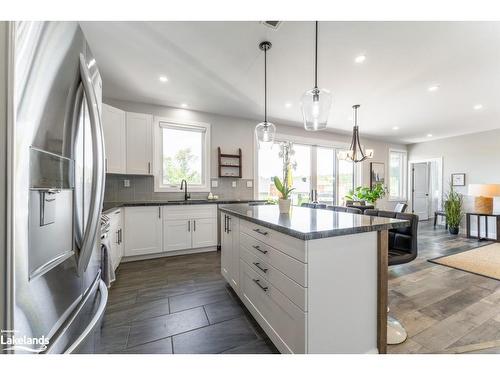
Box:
388, 221, 500, 354
98, 220, 500, 354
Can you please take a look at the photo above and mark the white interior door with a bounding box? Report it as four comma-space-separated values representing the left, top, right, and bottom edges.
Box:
412, 162, 430, 220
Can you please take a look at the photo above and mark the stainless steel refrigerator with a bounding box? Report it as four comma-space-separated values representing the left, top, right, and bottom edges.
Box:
1, 21, 107, 354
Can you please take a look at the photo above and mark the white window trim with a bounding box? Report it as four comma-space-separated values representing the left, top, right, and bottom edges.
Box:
153, 117, 211, 192
253, 132, 362, 200
388, 148, 408, 201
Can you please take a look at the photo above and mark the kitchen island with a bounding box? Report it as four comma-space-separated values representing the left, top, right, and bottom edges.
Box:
218, 203, 409, 354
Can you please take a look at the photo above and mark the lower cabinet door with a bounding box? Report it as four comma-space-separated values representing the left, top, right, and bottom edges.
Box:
124, 206, 162, 257
163, 219, 192, 252
191, 217, 217, 249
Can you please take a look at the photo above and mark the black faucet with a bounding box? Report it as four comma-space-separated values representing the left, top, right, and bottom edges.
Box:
180, 179, 190, 201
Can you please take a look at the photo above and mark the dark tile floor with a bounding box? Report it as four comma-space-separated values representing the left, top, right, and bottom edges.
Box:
97, 251, 278, 354
98, 220, 498, 354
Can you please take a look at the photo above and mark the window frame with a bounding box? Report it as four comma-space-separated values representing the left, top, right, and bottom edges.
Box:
153, 117, 211, 192
254, 133, 361, 203
388, 148, 408, 201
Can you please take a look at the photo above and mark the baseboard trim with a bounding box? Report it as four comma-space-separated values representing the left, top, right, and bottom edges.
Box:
121, 246, 217, 263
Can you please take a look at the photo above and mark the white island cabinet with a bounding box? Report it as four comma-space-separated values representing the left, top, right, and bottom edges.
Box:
219, 204, 409, 354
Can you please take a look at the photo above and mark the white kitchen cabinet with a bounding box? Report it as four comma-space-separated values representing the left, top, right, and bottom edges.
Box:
221, 213, 240, 291
163, 219, 192, 252
124, 206, 162, 257
191, 217, 217, 249
108, 208, 123, 270
126, 112, 153, 175
162, 205, 218, 253
102, 104, 126, 174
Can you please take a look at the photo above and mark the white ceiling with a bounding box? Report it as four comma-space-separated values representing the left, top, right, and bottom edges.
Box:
80, 21, 500, 144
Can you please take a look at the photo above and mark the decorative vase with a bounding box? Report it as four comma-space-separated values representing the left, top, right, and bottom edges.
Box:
449, 227, 459, 235
278, 199, 291, 213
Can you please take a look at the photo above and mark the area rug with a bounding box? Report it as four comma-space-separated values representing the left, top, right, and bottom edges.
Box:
429, 243, 500, 281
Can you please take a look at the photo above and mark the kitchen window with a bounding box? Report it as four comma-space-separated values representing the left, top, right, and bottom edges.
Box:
257, 141, 357, 205
154, 119, 211, 192
388, 149, 407, 200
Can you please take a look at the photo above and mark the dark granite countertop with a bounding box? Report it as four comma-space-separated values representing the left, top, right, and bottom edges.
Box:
218, 203, 410, 240
102, 199, 267, 214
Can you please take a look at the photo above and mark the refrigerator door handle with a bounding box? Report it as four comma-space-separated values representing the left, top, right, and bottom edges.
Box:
77, 53, 106, 275
64, 279, 108, 354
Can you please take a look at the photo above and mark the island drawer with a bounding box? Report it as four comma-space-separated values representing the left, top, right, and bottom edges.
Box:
240, 231, 307, 287
241, 247, 307, 311
239, 219, 306, 263
240, 260, 306, 353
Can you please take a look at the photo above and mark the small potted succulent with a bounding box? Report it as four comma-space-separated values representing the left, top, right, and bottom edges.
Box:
444, 182, 464, 235
274, 142, 296, 213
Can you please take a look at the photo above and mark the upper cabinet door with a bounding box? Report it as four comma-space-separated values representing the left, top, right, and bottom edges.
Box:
102, 104, 126, 174
126, 112, 153, 175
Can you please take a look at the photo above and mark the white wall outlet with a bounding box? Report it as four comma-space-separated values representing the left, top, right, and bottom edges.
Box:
123, 179, 130, 188
246, 180, 253, 188
211, 180, 218, 188
231, 181, 237, 188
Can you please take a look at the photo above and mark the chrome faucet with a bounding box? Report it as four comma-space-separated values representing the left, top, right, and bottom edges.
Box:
180, 179, 190, 201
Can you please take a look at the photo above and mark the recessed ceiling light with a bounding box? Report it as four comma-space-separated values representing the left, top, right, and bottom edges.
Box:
285, 102, 292, 108
473, 104, 483, 110
180, 103, 188, 108
392, 126, 400, 130
159, 75, 168, 83
354, 55, 366, 64
427, 133, 433, 137
428, 85, 439, 92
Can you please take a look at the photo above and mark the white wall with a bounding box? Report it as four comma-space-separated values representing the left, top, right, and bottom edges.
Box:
105, 98, 407, 208
408, 128, 500, 196
408, 129, 500, 229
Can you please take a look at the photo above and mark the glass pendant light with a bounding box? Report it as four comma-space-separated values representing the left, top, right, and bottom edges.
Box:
255, 41, 276, 149
301, 21, 332, 131
338, 105, 374, 163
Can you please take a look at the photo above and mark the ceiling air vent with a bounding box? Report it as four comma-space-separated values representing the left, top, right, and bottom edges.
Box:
261, 21, 282, 30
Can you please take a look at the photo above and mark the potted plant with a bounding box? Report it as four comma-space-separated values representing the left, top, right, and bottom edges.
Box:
444, 182, 464, 235
274, 176, 295, 213
345, 183, 387, 206
274, 142, 296, 213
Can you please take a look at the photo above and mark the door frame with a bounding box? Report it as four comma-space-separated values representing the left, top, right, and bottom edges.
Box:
408, 157, 443, 220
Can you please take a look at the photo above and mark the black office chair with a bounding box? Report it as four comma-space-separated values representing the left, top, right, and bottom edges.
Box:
326, 205, 362, 214
326, 205, 347, 212
394, 203, 408, 213
301, 203, 327, 209
364, 209, 419, 344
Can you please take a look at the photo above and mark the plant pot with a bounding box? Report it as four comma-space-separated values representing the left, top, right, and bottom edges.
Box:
278, 199, 291, 213
449, 227, 459, 235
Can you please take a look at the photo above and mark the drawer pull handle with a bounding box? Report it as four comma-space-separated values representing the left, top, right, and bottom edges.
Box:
253, 278, 268, 292
252, 245, 268, 254
253, 228, 268, 236
253, 262, 268, 273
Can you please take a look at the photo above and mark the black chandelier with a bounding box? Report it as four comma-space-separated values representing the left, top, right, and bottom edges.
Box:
338, 105, 374, 163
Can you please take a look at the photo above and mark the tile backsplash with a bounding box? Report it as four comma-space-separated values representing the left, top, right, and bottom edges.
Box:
104, 174, 255, 203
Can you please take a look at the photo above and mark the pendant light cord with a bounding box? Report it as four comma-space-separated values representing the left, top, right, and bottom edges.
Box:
264, 46, 267, 122
314, 21, 318, 89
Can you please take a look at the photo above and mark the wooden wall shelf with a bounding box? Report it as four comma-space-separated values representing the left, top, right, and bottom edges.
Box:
218, 147, 242, 178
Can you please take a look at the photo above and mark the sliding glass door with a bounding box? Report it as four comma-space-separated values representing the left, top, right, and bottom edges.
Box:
257, 141, 356, 206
